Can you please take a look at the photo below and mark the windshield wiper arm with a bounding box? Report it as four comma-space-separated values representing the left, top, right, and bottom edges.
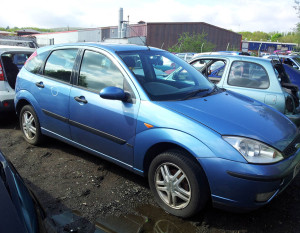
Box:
183, 88, 210, 100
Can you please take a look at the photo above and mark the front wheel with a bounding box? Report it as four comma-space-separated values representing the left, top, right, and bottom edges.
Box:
20, 105, 43, 145
148, 150, 210, 218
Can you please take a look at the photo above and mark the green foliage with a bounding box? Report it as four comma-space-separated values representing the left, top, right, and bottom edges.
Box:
168, 32, 215, 53
0, 26, 53, 33
239, 30, 299, 45
270, 33, 282, 42
239, 31, 270, 41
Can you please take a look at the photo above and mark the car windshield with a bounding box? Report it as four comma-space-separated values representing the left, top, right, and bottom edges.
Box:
117, 50, 214, 101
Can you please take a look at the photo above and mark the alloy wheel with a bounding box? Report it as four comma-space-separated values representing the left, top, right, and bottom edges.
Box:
22, 111, 37, 140
155, 162, 191, 209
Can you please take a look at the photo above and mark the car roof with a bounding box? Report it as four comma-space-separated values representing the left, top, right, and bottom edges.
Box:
43, 42, 164, 53
268, 55, 298, 58
192, 54, 270, 62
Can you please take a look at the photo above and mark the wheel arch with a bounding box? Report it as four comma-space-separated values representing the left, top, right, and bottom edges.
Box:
133, 128, 216, 177
143, 142, 200, 178
15, 99, 31, 117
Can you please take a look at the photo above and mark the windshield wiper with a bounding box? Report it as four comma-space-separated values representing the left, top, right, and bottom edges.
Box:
202, 86, 225, 97
183, 88, 210, 100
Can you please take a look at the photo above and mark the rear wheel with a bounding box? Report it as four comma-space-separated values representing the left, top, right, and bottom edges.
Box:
148, 150, 209, 218
20, 105, 43, 145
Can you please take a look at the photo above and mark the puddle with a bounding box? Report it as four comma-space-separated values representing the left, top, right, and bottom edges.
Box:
95, 204, 198, 233
49, 205, 198, 233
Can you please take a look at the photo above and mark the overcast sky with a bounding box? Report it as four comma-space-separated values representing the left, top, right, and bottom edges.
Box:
1, 0, 298, 32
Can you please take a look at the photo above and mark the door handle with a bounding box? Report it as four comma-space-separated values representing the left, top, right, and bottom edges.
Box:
35, 82, 44, 88
74, 96, 88, 104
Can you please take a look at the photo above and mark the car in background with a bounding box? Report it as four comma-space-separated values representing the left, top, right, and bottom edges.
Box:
190, 54, 300, 125
15, 43, 300, 217
0, 150, 52, 233
0, 46, 34, 112
175, 52, 196, 61
263, 55, 300, 70
282, 63, 300, 89
273, 50, 292, 55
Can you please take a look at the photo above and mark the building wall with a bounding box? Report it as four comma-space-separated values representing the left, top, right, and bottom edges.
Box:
35, 31, 79, 46
145, 22, 241, 51
104, 37, 146, 45
78, 29, 101, 42
242, 41, 297, 54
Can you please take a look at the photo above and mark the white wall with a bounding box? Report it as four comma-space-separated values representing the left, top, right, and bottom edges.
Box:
35, 31, 79, 46
78, 29, 101, 42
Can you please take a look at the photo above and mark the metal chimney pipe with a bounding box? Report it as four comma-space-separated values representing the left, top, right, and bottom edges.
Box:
118, 8, 123, 38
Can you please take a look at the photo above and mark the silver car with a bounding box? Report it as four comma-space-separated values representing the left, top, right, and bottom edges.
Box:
190, 54, 300, 125
0, 46, 34, 112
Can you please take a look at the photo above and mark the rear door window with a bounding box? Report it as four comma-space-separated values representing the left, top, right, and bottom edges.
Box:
44, 49, 78, 83
228, 61, 269, 89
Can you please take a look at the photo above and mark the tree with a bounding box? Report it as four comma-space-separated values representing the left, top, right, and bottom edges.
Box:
294, 1, 300, 47
168, 32, 215, 53
270, 33, 282, 42
239, 31, 270, 41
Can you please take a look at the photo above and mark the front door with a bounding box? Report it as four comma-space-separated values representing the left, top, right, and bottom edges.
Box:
69, 49, 139, 165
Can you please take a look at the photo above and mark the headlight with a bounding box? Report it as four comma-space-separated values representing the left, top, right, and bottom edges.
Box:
223, 136, 284, 164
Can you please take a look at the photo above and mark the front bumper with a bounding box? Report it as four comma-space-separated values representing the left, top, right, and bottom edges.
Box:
198, 148, 300, 212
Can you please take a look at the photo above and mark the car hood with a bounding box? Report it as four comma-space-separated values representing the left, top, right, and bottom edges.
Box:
157, 90, 298, 151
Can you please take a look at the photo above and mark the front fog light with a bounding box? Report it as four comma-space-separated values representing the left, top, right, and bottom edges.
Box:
256, 190, 277, 202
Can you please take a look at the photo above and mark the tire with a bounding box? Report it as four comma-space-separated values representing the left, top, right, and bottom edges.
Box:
148, 149, 209, 218
20, 105, 43, 145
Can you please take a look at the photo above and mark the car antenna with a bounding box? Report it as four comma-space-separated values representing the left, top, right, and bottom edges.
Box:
126, 23, 151, 50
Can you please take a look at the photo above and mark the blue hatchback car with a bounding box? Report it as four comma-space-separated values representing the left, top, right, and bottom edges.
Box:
15, 43, 300, 218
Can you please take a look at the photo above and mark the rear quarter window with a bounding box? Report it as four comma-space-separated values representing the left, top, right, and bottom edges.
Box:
24, 51, 49, 74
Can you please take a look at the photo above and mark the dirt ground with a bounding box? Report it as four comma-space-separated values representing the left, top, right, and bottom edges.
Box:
1, 113, 300, 233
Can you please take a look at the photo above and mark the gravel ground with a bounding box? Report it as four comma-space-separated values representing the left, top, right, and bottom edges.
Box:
1, 113, 300, 233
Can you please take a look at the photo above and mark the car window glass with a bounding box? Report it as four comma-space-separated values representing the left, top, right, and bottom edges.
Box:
78, 50, 124, 92
191, 59, 225, 84
44, 49, 78, 82
293, 57, 300, 66
24, 51, 49, 74
122, 55, 144, 77
118, 51, 214, 101
228, 61, 269, 89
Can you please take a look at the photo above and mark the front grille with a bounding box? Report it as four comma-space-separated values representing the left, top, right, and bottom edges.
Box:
283, 134, 300, 157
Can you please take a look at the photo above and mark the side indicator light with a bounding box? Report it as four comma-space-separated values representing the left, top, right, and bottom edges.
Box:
144, 123, 154, 128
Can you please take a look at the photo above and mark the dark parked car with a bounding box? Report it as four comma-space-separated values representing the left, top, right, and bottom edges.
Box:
15, 43, 300, 218
0, 150, 51, 233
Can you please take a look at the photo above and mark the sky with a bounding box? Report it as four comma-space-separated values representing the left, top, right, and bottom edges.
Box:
1, 0, 299, 33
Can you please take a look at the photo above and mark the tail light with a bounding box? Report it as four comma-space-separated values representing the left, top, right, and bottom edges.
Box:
0, 62, 4, 81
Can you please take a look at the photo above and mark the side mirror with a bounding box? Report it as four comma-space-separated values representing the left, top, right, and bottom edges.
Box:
293, 65, 299, 70
100, 86, 127, 101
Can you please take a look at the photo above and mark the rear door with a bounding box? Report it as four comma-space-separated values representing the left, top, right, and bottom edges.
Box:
69, 49, 140, 166
33, 49, 78, 139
